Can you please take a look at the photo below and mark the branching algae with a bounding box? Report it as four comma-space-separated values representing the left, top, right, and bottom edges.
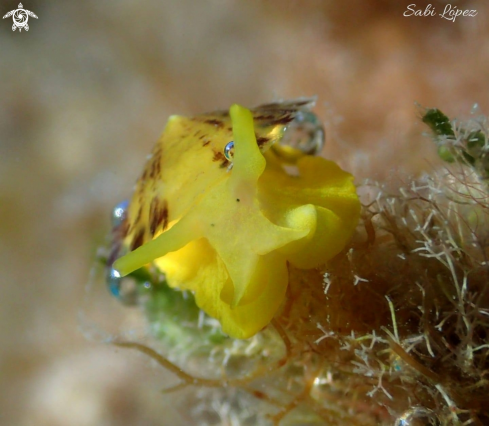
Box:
110, 99, 360, 339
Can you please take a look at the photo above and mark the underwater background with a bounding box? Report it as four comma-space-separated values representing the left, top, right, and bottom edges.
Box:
1, 0, 489, 424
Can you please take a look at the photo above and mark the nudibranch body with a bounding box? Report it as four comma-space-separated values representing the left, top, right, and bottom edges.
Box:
112, 99, 360, 339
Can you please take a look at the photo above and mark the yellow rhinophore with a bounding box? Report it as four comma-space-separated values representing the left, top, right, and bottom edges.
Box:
113, 99, 360, 339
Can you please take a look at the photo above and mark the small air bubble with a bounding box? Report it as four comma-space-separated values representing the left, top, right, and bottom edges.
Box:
106, 267, 139, 305
224, 141, 234, 161
279, 110, 325, 156
111, 200, 129, 228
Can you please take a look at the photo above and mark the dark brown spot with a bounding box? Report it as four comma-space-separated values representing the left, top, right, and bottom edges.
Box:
254, 112, 294, 126
149, 160, 157, 179
273, 115, 293, 125
256, 136, 269, 147
204, 118, 224, 128
254, 114, 275, 121
130, 228, 145, 251
212, 150, 226, 163
141, 167, 149, 182
149, 198, 169, 236
161, 203, 169, 231
252, 391, 267, 400
202, 139, 211, 147
149, 163, 157, 179
212, 150, 231, 168
149, 199, 158, 236
256, 98, 312, 109
148, 146, 163, 179
200, 109, 229, 118
135, 206, 143, 224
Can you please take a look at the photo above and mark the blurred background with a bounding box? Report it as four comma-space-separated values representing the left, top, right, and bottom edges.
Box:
1, 0, 488, 424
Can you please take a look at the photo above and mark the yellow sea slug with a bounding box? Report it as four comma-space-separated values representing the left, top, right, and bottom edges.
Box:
111, 99, 360, 339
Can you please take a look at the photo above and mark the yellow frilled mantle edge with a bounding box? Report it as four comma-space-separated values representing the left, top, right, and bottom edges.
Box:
114, 104, 360, 339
